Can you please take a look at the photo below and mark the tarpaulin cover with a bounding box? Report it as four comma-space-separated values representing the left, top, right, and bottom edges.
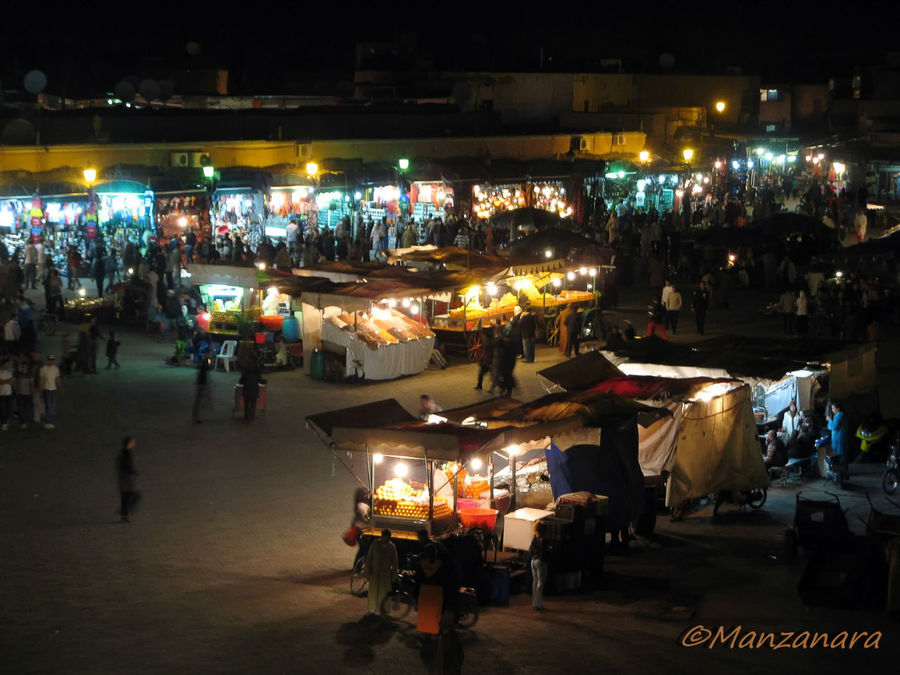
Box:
545, 422, 644, 530
537, 350, 623, 393
306, 398, 416, 438
186, 264, 260, 289
588, 376, 734, 401
664, 383, 770, 507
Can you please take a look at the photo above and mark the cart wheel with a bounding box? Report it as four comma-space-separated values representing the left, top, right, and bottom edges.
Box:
784, 528, 798, 563
545, 317, 560, 347
456, 590, 479, 628
748, 488, 767, 509
466, 331, 484, 363
381, 590, 414, 619
350, 557, 368, 597
883, 469, 899, 495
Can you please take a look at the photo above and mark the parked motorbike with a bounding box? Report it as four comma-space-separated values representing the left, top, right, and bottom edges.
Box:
813, 432, 847, 489
712, 487, 767, 517
856, 414, 898, 463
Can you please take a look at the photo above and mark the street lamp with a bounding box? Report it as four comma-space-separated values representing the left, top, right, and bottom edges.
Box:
83, 168, 97, 184
202, 165, 215, 179
715, 100, 726, 113
682, 148, 694, 162
305, 162, 318, 177
398, 158, 409, 171
639, 150, 650, 163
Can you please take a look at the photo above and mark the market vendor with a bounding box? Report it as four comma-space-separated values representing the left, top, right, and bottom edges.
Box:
763, 429, 787, 470
365, 529, 398, 616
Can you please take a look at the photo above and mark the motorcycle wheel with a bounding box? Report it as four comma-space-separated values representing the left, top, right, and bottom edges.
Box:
883, 469, 899, 495
456, 591, 479, 628
748, 488, 767, 509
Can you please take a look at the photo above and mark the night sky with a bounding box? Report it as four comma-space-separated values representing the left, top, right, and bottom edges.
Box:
0, 3, 892, 98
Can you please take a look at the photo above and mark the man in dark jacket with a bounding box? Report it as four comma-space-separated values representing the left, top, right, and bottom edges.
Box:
519, 306, 537, 362
474, 331, 493, 390
117, 437, 140, 523
239, 364, 266, 423
564, 305, 581, 357
691, 281, 710, 335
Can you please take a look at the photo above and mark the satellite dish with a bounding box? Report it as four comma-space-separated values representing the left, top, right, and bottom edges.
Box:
114, 81, 136, 102
3, 119, 36, 145
23, 70, 47, 94
186, 41, 202, 57
452, 82, 474, 108
139, 79, 160, 101
659, 53, 676, 69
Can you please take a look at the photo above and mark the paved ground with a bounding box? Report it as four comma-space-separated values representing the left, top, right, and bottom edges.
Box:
2, 281, 899, 673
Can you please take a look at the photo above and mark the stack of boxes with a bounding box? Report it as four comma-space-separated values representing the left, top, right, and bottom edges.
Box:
545, 493, 609, 592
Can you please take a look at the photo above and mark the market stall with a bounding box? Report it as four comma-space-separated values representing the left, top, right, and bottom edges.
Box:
94, 181, 155, 249
265, 184, 316, 239
186, 264, 260, 336
300, 282, 439, 381
410, 181, 454, 224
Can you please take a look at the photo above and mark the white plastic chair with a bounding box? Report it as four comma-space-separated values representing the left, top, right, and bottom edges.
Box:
215, 340, 238, 372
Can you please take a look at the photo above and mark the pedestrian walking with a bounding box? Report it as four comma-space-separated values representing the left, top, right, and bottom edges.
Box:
365, 529, 398, 615
646, 296, 669, 340
665, 284, 683, 334
117, 437, 140, 523
3, 316, 20, 356
15, 359, 34, 429
473, 332, 493, 391
0, 357, 13, 431
38, 355, 61, 429
691, 281, 710, 336
192, 358, 210, 423
106, 331, 121, 369
796, 289, 809, 336
238, 364, 266, 423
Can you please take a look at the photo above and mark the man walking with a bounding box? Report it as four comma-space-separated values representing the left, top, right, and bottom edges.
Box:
24, 240, 38, 290
238, 364, 266, 423
38, 355, 61, 429
192, 358, 210, 423
117, 437, 140, 523
665, 284, 683, 335
691, 281, 710, 336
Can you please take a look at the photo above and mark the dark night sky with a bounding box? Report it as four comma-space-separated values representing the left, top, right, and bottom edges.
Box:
1, 2, 892, 97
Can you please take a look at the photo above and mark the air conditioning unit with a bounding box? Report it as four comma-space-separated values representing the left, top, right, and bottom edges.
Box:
170, 152, 190, 167
190, 152, 212, 167
570, 136, 589, 153
296, 143, 311, 158
614, 134, 627, 146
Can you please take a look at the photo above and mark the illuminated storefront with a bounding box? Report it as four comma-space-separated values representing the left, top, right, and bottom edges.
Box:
265, 184, 316, 238
211, 188, 265, 233
410, 182, 454, 222
314, 189, 349, 230
472, 181, 573, 220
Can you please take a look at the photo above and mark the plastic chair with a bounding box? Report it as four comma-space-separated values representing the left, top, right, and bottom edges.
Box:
215, 339, 238, 372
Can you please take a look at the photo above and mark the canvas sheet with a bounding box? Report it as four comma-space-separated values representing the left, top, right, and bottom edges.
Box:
664, 385, 770, 507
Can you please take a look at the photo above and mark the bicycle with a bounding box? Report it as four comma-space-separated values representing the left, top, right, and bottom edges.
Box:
380, 556, 479, 628
350, 553, 368, 597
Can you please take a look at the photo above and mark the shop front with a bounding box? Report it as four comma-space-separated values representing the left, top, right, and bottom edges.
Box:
211, 188, 265, 235
473, 181, 574, 221
94, 181, 155, 253
410, 181, 454, 226
265, 183, 316, 240
315, 189, 350, 231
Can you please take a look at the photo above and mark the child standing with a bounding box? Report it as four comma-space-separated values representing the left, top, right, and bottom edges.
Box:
106, 331, 121, 369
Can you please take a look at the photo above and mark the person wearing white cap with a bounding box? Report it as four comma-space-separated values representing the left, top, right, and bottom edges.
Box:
38, 355, 61, 429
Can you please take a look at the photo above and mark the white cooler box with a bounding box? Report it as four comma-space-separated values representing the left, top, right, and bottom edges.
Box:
503, 507, 554, 551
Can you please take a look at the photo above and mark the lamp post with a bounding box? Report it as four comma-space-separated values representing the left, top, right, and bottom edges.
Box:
681, 149, 694, 227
